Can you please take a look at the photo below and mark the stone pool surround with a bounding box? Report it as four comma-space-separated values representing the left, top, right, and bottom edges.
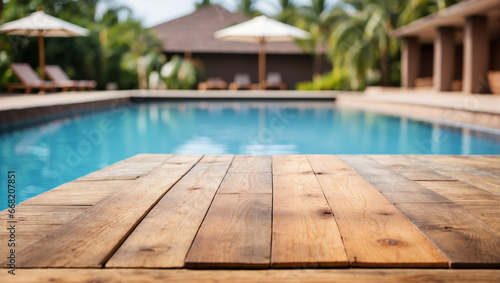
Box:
0, 89, 498, 133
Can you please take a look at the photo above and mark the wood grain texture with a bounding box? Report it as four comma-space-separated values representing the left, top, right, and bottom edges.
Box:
411, 155, 500, 195
11, 154, 203, 268
0, 205, 88, 224
272, 155, 348, 268
217, 172, 272, 194
3, 269, 500, 283
417, 180, 500, 231
106, 155, 233, 268
424, 155, 500, 175
340, 156, 449, 203
228, 155, 271, 173
397, 202, 500, 268
341, 155, 500, 268
368, 155, 453, 181
78, 154, 171, 181
185, 194, 272, 268
20, 180, 131, 206
307, 155, 447, 267
0, 205, 88, 256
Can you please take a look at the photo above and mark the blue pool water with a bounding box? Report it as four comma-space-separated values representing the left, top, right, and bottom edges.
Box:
1, 100, 499, 208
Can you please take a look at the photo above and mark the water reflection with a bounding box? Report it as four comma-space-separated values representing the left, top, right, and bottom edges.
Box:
173, 136, 227, 154
462, 128, 471, 155
1, 100, 499, 210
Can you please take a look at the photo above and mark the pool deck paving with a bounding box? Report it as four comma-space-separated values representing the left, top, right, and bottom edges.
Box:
1, 154, 499, 282
1, 89, 499, 132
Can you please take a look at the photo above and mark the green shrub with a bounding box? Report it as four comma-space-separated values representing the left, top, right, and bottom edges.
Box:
296, 69, 351, 91
160, 56, 203, 89
0, 51, 15, 92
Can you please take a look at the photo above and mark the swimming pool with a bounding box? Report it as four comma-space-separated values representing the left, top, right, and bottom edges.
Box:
1, 100, 499, 208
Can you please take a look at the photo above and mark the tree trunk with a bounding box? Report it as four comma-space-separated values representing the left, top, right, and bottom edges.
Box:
137, 56, 147, 89
312, 44, 322, 78
0, 1, 3, 50
380, 48, 389, 86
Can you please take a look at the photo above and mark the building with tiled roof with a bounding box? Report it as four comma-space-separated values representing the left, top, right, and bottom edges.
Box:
151, 5, 330, 89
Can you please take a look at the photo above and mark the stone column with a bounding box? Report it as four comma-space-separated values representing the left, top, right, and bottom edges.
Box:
401, 37, 420, 88
433, 27, 455, 91
463, 16, 489, 93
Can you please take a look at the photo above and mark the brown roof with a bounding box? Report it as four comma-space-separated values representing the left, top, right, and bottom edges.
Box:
151, 5, 306, 55
392, 0, 500, 43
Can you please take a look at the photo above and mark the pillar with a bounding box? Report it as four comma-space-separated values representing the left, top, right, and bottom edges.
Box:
433, 27, 455, 91
402, 37, 420, 88
463, 16, 489, 93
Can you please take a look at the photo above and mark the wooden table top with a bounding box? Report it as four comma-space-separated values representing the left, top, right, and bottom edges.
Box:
1, 154, 499, 282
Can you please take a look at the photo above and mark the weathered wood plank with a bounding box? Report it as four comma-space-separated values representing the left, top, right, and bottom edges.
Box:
0, 225, 60, 257
475, 155, 500, 169
339, 156, 449, 203
185, 194, 272, 268
0, 205, 88, 223
106, 155, 233, 268
340, 155, 500, 268
424, 155, 500, 175
307, 155, 447, 267
217, 172, 272, 194
368, 155, 453, 181
11, 155, 203, 268
396, 202, 500, 268
416, 181, 498, 203
5, 269, 500, 283
20, 180, 131, 206
78, 154, 172, 181
0, 206, 88, 256
417, 180, 500, 231
458, 202, 500, 232
272, 155, 348, 268
228, 155, 271, 173
411, 155, 500, 195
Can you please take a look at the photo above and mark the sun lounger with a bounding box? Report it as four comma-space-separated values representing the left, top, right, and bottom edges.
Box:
414, 77, 433, 89
229, 73, 255, 90
264, 72, 286, 90
6, 63, 59, 94
198, 77, 227, 90
44, 65, 97, 91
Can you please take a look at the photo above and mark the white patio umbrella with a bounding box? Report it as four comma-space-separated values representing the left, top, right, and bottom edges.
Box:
214, 15, 309, 89
0, 9, 89, 78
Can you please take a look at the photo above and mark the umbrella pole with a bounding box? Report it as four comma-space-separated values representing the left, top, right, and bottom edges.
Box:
38, 35, 45, 79
258, 39, 266, 90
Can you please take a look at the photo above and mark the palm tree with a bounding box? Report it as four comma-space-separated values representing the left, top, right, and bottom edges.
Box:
273, 0, 298, 25
398, 0, 462, 26
329, 0, 402, 88
237, 0, 259, 17
297, 0, 337, 77
195, 0, 212, 9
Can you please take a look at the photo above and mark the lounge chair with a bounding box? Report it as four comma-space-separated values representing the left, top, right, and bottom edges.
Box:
44, 65, 97, 91
229, 73, 255, 90
414, 77, 433, 89
198, 77, 227, 90
264, 72, 287, 90
6, 63, 58, 94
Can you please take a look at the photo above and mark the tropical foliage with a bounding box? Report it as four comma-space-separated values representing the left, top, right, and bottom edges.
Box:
0, 0, 164, 90
294, 0, 462, 90
237, 0, 260, 17
160, 56, 204, 90
0, 0, 463, 91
